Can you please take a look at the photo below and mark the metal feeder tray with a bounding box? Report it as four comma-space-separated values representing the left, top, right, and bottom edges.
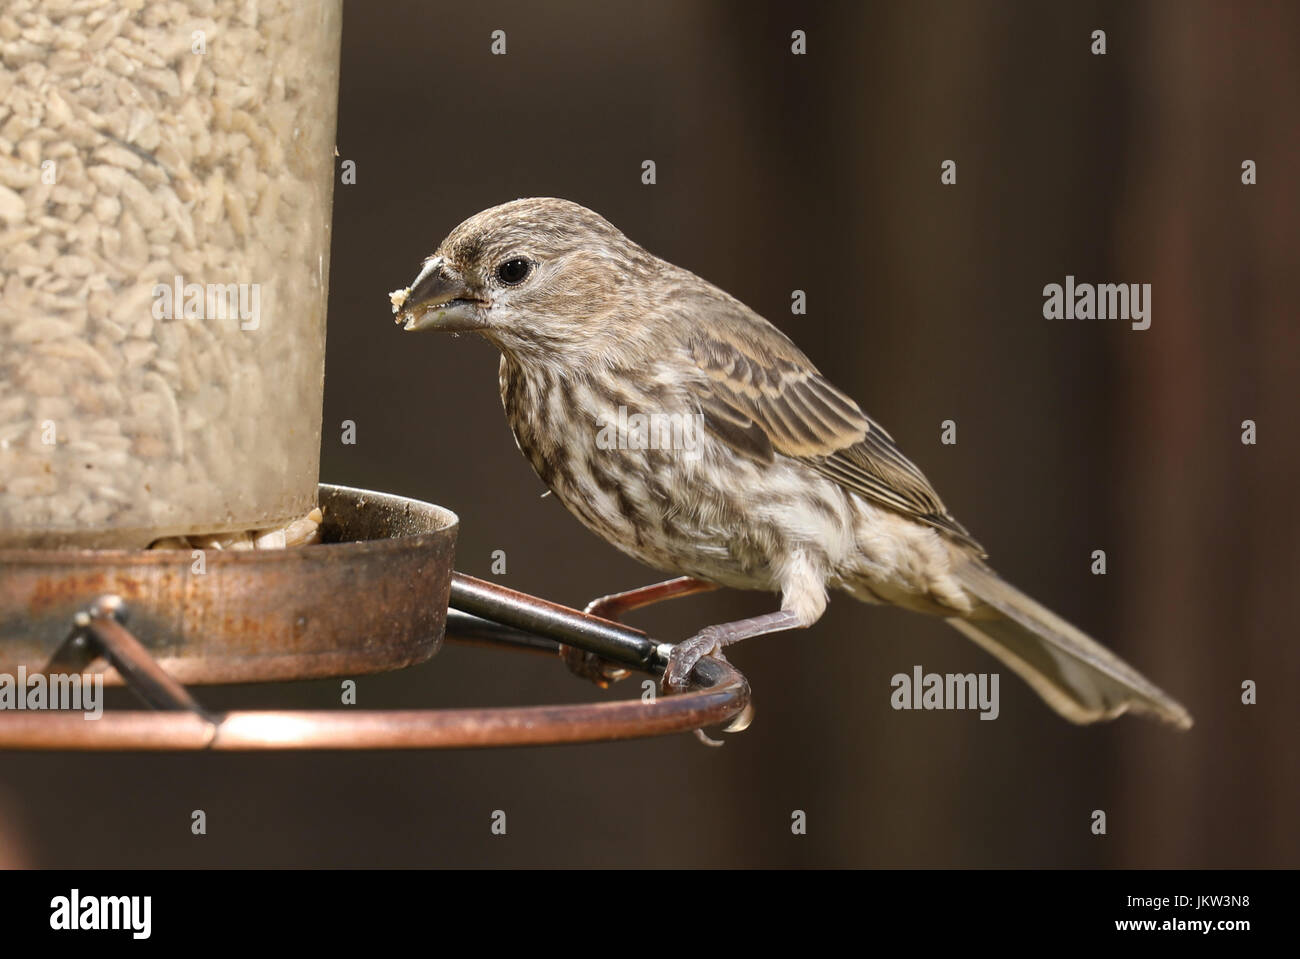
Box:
0, 484, 748, 749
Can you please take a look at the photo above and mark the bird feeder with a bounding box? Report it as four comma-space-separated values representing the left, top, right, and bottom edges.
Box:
1, 0, 340, 548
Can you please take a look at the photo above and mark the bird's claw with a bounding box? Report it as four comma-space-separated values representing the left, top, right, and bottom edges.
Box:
664, 630, 747, 746
558, 643, 629, 688
661, 626, 727, 693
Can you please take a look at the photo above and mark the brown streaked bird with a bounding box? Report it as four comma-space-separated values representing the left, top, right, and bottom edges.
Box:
391, 197, 1192, 731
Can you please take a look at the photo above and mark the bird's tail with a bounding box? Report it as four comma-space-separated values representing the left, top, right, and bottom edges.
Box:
946, 559, 1192, 729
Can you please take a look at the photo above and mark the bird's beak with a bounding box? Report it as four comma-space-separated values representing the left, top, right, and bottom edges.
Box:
391, 256, 486, 332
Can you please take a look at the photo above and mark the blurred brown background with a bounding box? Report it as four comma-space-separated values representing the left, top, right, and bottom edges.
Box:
2, 0, 1297, 867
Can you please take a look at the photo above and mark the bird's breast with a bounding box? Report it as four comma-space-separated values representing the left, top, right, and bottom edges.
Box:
497, 356, 776, 584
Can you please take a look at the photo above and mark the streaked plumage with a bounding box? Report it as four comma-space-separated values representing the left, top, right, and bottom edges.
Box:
394, 197, 1192, 730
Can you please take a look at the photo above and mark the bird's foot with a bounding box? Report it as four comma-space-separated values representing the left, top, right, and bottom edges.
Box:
664, 609, 806, 693
662, 624, 730, 693
664, 637, 750, 746
553, 592, 644, 687
558, 643, 629, 688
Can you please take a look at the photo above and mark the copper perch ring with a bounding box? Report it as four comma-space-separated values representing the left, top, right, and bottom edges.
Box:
0, 574, 751, 750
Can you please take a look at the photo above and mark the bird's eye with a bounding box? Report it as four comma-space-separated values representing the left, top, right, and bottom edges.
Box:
496, 258, 531, 286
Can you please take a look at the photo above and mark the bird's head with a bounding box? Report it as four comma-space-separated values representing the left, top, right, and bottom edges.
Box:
392, 197, 662, 361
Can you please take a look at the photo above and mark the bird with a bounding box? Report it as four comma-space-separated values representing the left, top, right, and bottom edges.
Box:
390, 197, 1192, 731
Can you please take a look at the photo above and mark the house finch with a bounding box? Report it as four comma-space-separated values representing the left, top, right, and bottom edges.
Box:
391, 197, 1191, 730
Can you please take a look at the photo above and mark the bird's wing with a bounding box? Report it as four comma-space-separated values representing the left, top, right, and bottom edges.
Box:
688, 329, 985, 553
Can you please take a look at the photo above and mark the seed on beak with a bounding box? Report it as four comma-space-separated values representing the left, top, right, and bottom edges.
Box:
389, 287, 411, 323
